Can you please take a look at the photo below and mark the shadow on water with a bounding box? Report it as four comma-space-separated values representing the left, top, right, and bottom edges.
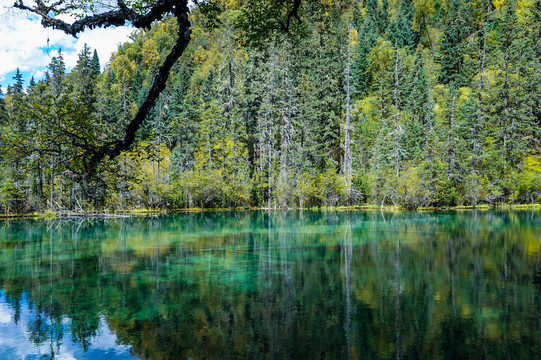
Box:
0, 210, 540, 359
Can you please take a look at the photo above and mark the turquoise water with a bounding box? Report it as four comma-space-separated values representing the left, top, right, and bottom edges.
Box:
0, 210, 539, 359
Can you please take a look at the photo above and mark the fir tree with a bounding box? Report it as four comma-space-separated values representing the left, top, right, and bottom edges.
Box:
0, 87, 6, 126
72, 44, 97, 106
48, 50, 66, 97
386, 0, 420, 52
404, 49, 433, 162
352, 12, 379, 98
92, 49, 101, 76
11, 68, 24, 94
437, 0, 472, 86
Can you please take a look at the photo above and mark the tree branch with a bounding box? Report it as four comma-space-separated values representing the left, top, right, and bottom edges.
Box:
85, 2, 191, 177
13, 0, 183, 36
13, 0, 191, 179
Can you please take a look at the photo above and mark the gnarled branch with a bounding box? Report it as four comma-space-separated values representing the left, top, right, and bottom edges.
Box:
13, 0, 183, 35
87, 5, 191, 176
14, 0, 191, 179
13, 0, 303, 180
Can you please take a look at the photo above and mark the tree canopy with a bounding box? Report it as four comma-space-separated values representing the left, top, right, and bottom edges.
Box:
2, 0, 540, 212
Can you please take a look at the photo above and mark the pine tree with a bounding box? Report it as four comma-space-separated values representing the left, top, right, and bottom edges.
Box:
386, 0, 420, 52
257, 46, 279, 208
404, 49, 433, 162
486, 1, 535, 169
442, 85, 458, 180
11, 68, 24, 95
72, 44, 97, 106
92, 49, 101, 76
455, 94, 481, 179
7, 68, 26, 128
277, 42, 299, 207
342, 26, 354, 194
437, 0, 472, 86
169, 65, 198, 174
391, 45, 406, 177
48, 50, 66, 97
0, 87, 6, 126
352, 12, 379, 98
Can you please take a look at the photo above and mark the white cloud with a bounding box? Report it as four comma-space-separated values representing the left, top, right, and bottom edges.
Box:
0, 0, 133, 83
0, 302, 11, 324
30, 69, 46, 80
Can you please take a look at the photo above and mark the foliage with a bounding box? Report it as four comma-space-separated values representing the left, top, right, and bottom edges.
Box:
1, 0, 540, 212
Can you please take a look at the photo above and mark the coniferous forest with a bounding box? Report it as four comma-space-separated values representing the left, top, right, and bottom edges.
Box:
1, 0, 541, 213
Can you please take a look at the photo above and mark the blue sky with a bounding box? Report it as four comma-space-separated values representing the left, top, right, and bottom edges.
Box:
0, 0, 133, 93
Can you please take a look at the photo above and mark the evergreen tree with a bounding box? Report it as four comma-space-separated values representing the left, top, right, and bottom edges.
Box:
386, 0, 420, 52
92, 49, 101, 76
437, 0, 472, 86
48, 50, 66, 96
72, 44, 97, 106
10, 68, 24, 95
352, 11, 379, 98
1, 1, 540, 211
486, 1, 535, 169
0, 87, 6, 127
404, 49, 433, 162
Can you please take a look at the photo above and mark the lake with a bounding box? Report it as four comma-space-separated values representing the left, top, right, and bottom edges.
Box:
0, 210, 539, 359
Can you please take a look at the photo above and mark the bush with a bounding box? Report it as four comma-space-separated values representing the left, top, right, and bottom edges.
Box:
461, 173, 489, 206
295, 173, 321, 207
352, 172, 371, 204
294, 169, 347, 207
316, 168, 347, 206
397, 167, 434, 210
435, 177, 458, 208
172, 169, 251, 208
515, 156, 541, 205
0, 178, 24, 214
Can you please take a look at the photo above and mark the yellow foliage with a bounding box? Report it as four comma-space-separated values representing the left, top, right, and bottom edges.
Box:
193, 46, 207, 65
387, 0, 401, 19
368, 38, 394, 74
142, 38, 160, 68
524, 155, 541, 173
349, 28, 359, 49
493, 0, 505, 11
223, 0, 243, 9
413, 0, 436, 30
357, 96, 378, 115
517, 0, 535, 22
110, 53, 136, 85
458, 86, 472, 103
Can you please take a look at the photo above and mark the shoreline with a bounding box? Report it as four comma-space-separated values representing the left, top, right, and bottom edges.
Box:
0, 203, 539, 219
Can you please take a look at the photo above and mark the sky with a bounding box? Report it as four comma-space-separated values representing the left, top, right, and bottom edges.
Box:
0, 0, 134, 93
0, 292, 138, 360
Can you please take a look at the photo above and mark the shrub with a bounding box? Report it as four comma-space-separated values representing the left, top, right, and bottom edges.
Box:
397, 167, 434, 210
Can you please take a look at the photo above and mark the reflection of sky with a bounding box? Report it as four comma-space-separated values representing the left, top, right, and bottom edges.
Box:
0, 292, 140, 360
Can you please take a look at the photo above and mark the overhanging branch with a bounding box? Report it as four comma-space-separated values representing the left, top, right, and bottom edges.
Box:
13, 0, 183, 35
14, 0, 191, 179
87, 6, 191, 176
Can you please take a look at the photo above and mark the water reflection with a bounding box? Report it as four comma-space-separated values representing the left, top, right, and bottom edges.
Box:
0, 210, 539, 359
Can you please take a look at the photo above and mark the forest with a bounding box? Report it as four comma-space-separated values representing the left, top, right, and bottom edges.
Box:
1, 0, 540, 213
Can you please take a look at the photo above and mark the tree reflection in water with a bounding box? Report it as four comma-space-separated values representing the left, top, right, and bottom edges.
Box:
0, 210, 539, 359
